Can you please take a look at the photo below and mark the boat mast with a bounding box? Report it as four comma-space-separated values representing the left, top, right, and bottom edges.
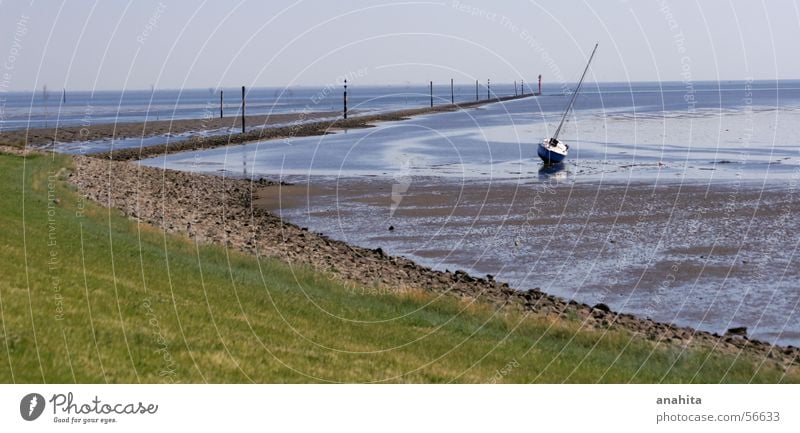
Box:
552, 43, 598, 141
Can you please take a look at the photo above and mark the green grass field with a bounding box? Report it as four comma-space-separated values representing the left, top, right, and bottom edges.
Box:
0, 152, 795, 383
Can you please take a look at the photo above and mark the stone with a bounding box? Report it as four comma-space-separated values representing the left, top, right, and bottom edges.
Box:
725, 326, 747, 337
592, 303, 611, 313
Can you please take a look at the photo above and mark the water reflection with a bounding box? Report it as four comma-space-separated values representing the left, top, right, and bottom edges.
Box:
538, 162, 568, 181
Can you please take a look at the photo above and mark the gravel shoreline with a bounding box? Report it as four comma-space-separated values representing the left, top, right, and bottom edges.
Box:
60, 152, 799, 371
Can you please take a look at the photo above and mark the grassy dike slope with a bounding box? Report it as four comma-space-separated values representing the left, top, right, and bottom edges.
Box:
0, 151, 796, 383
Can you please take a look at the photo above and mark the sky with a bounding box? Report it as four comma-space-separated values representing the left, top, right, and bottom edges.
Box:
0, 0, 798, 91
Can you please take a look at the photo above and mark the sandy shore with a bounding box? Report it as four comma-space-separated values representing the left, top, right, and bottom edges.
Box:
45, 149, 796, 370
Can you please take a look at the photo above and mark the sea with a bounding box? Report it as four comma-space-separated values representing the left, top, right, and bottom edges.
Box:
3, 79, 800, 131
0, 82, 525, 131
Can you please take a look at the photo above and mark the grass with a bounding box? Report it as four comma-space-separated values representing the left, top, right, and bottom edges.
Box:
0, 152, 796, 383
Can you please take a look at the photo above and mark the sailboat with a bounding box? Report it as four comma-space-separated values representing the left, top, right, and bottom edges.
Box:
538, 43, 598, 164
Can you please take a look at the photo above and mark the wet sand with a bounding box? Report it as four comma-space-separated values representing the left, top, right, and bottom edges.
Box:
255, 176, 800, 346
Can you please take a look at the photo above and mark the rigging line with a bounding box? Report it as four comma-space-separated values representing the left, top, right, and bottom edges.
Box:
553, 43, 599, 140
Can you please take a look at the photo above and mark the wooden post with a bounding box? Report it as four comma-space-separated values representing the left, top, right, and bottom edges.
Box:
521, 79, 524, 95
344, 79, 348, 119
42, 85, 48, 128
430, 81, 433, 107
62, 88, 66, 103
475, 80, 478, 101
220, 90, 223, 118
487, 79, 490, 100
538, 74, 542, 96
241, 86, 246, 134
451, 79, 454, 104
514, 81, 517, 96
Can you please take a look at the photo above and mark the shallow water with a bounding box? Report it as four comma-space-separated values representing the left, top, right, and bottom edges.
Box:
45, 129, 221, 155
141, 84, 800, 185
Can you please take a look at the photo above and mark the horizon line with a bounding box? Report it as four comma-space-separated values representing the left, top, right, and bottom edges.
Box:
3, 77, 800, 94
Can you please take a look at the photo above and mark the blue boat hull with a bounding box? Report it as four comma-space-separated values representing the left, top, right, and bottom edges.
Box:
537, 144, 566, 164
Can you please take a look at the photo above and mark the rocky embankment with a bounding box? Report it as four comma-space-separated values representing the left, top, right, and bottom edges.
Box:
65, 153, 800, 370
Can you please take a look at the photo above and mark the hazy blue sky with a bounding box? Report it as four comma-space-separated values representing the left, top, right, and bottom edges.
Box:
1, 0, 798, 91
